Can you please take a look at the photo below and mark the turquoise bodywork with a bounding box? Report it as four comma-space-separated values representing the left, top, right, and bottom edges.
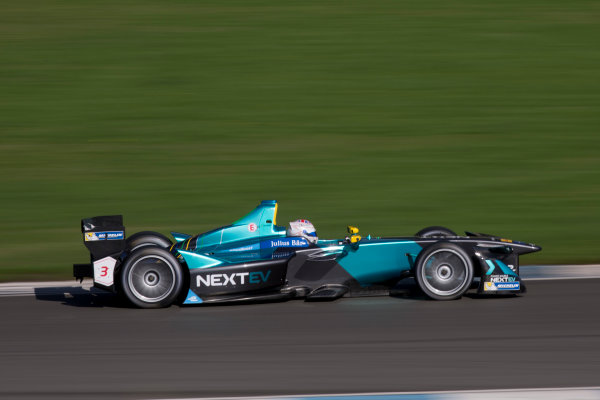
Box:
334, 240, 422, 284
173, 200, 289, 269
171, 200, 421, 285
171, 232, 191, 243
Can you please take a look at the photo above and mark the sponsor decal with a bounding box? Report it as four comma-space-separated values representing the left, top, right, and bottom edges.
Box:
230, 246, 253, 252
183, 290, 203, 304
85, 232, 99, 241
196, 270, 271, 287
485, 259, 518, 276
226, 243, 260, 252
93, 256, 117, 286
484, 281, 520, 291
106, 231, 124, 240
273, 251, 294, 259
496, 282, 520, 290
489, 274, 517, 283
84, 231, 124, 241
248, 223, 258, 232
261, 238, 309, 249
221, 238, 307, 255
186, 295, 201, 303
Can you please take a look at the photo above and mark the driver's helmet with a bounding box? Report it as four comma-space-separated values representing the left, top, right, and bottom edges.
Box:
287, 219, 318, 244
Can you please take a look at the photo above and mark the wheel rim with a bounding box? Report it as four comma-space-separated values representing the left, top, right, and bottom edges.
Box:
127, 255, 176, 303
420, 249, 470, 297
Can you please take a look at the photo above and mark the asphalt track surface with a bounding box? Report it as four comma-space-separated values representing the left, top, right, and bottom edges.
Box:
1, 279, 600, 399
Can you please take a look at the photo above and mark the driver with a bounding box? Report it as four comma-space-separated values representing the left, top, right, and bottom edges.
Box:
286, 219, 318, 244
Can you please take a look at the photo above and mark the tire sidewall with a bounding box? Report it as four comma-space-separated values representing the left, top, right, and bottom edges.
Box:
126, 231, 172, 252
414, 242, 473, 300
415, 226, 457, 238
119, 246, 184, 308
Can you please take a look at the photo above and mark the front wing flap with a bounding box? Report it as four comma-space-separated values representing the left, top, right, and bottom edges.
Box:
475, 253, 523, 294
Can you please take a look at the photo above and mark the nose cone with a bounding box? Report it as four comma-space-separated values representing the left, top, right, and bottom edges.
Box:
520, 242, 542, 254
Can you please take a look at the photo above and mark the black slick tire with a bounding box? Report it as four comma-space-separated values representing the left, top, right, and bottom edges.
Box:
414, 242, 473, 300
415, 226, 457, 238
119, 246, 184, 308
126, 231, 172, 251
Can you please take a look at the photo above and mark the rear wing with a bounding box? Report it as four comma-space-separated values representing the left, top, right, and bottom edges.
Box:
73, 215, 126, 288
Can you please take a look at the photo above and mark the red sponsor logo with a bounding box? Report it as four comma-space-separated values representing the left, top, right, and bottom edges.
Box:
248, 223, 258, 232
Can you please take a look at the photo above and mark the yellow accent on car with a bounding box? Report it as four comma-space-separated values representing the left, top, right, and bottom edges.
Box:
500, 238, 513, 243
347, 226, 359, 234
273, 202, 278, 225
350, 234, 362, 243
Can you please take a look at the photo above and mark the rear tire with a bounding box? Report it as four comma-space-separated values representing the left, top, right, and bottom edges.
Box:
414, 242, 473, 300
126, 231, 172, 251
119, 247, 184, 308
415, 226, 457, 238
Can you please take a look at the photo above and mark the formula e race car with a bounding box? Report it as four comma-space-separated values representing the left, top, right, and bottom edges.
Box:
73, 200, 541, 308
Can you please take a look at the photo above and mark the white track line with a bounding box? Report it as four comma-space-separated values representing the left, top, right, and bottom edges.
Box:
0, 265, 599, 297
520, 264, 600, 280
0, 280, 94, 297
151, 386, 600, 400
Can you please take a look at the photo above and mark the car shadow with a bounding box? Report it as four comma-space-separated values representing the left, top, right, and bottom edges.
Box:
464, 292, 520, 300
388, 277, 517, 301
388, 278, 429, 300
34, 278, 516, 308
34, 286, 131, 308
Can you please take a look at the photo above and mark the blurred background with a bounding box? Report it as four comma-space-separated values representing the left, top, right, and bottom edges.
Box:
1, 0, 599, 281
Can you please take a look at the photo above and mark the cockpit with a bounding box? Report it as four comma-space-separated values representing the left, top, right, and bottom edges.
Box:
286, 219, 318, 244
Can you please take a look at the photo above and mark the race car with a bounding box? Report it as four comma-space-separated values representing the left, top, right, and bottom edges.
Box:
74, 200, 541, 308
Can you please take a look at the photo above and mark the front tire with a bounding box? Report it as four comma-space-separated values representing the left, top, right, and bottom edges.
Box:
415, 226, 457, 238
119, 247, 184, 308
414, 243, 473, 300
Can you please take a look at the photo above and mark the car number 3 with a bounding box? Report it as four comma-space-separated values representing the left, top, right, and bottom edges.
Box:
100, 266, 109, 277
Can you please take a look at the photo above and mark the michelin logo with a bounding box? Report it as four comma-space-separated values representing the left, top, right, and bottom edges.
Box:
84, 231, 124, 241
484, 281, 520, 291
196, 271, 271, 287
106, 231, 124, 240
496, 282, 520, 290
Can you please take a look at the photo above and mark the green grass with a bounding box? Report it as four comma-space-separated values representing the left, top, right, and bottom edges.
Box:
1, 0, 599, 281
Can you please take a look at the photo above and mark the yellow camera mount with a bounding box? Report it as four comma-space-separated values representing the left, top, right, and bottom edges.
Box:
347, 226, 362, 243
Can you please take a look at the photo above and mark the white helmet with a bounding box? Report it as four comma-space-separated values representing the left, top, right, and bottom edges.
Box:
287, 219, 318, 244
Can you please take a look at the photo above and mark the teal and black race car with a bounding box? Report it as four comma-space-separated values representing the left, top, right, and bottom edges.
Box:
74, 200, 541, 308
